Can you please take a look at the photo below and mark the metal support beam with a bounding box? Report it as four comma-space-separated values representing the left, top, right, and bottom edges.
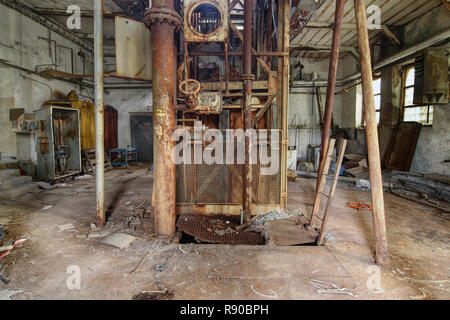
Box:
242, 0, 253, 223
316, 0, 344, 193
146, 0, 178, 236
354, 0, 388, 266
94, 0, 105, 227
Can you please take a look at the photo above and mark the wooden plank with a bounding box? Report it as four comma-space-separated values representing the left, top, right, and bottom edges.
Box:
310, 138, 335, 225
317, 139, 347, 245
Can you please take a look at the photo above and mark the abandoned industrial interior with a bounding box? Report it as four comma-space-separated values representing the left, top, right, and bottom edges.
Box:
0, 0, 449, 301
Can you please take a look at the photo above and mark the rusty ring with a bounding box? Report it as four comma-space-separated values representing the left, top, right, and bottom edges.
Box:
180, 79, 201, 96
144, 8, 182, 29
241, 73, 256, 81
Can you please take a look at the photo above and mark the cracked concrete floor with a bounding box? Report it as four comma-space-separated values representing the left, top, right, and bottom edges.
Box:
0, 165, 449, 300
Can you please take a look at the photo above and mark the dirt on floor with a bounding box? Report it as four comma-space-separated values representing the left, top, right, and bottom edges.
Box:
0, 164, 449, 300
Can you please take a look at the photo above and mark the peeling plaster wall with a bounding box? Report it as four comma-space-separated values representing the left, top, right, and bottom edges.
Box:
0, 4, 94, 162
289, 58, 343, 161
388, 4, 450, 174
410, 104, 450, 175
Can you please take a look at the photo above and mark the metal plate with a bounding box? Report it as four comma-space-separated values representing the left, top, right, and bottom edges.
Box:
265, 217, 318, 246
177, 214, 264, 245
115, 16, 152, 81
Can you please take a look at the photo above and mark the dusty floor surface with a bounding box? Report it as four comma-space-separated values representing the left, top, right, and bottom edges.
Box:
0, 164, 449, 300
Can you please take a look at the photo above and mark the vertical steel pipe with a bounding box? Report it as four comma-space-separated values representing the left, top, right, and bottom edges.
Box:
316, 0, 345, 192
354, 0, 388, 265
242, 0, 253, 223
94, 0, 105, 227
147, 0, 177, 235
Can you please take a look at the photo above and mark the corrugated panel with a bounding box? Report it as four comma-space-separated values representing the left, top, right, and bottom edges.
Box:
292, 0, 442, 48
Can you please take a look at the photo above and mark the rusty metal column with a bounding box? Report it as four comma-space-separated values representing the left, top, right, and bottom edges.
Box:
242, 0, 254, 223
354, 0, 388, 265
316, 0, 345, 192
94, 0, 105, 227
144, 1, 180, 235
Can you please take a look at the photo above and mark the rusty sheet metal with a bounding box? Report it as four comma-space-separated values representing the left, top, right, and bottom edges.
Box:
290, 0, 327, 39
115, 16, 152, 81
176, 214, 265, 245
265, 216, 318, 246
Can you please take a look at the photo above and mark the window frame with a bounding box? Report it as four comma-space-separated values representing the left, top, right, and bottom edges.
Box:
401, 65, 433, 126
361, 78, 381, 127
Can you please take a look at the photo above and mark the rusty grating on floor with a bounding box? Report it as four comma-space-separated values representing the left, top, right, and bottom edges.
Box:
176, 214, 265, 245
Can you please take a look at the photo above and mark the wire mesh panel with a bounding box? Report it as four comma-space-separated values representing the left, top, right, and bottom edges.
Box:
175, 129, 282, 206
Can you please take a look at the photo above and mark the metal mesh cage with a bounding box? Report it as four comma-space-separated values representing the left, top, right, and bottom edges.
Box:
175, 130, 282, 205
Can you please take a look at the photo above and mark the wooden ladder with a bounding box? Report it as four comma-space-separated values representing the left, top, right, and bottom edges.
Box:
309, 138, 347, 245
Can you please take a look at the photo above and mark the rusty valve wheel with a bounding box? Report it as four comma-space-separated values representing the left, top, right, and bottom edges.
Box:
179, 79, 201, 98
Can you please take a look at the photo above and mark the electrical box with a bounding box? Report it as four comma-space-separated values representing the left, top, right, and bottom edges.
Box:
414, 48, 449, 105
34, 107, 81, 182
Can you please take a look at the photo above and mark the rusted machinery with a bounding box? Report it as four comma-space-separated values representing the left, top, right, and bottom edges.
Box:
145, 0, 290, 234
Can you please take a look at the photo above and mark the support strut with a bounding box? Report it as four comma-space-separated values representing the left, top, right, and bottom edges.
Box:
144, 0, 180, 235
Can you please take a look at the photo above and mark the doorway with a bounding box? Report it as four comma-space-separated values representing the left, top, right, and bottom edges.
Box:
130, 113, 153, 163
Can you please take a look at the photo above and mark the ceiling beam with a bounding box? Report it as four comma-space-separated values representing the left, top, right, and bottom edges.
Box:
290, 45, 360, 60
33, 8, 120, 19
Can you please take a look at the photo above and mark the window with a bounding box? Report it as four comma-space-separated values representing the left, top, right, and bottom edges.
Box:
373, 78, 381, 125
402, 67, 433, 125
361, 78, 381, 126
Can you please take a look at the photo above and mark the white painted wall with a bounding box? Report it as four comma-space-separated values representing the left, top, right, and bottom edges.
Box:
104, 88, 152, 148
288, 58, 343, 161
0, 4, 94, 162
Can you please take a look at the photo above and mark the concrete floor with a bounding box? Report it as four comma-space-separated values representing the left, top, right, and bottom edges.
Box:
0, 165, 449, 300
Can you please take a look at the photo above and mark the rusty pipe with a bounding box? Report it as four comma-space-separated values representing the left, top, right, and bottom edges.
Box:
94, 0, 105, 227
242, 0, 253, 223
316, 0, 345, 192
149, 0, 177, 236
354, 0, 388, 265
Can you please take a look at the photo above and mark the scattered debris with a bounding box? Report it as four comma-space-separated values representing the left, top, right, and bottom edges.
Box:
0, 289, 23, 300
347, 202, 372, 211
90, 223, 98, 231
324, 230, 337, 242
287, 169, 297, 182
87, 229, 111, 238
132, 290, 173, 300
75, 175, 93, 181
0, 238, 28, 259
41, 205, 53, 211
355, 179, 371, 191
57, 223, 76, 232
101, 233, 136, 249
310, 279, 357, 297
133, 281, 173, 300
34, 181, 52, 190
53, 183, 68, 188
154, 264, 165, 272
249, 285, 279, 299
